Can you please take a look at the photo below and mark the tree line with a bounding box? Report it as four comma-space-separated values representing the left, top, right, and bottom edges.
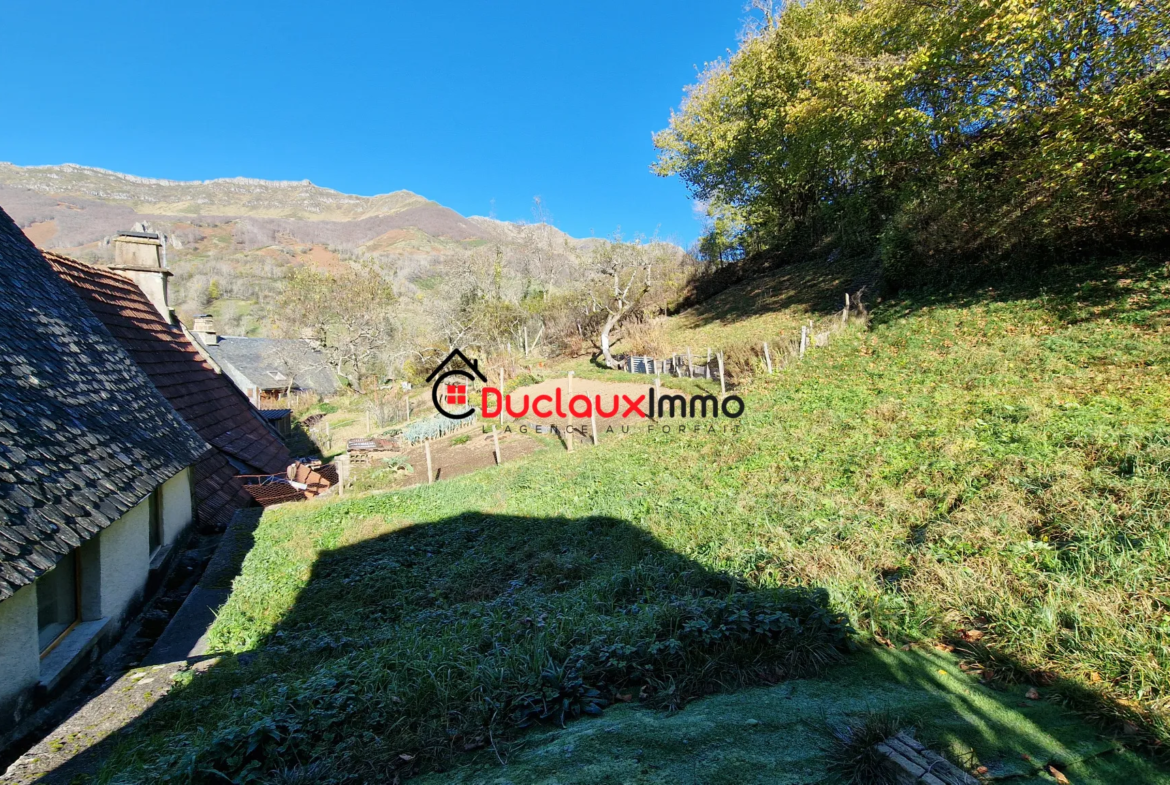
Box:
655, 0, 1170, 286
271, 231, 693, 393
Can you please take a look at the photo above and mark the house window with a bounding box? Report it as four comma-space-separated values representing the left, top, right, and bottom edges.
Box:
446, 383, 467, 405
149, 488, 164, 554
37, 550, 79, 652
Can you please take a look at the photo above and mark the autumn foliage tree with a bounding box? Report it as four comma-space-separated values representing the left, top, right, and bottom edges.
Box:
655, 0, 1170, 284
274, 267, 398, 393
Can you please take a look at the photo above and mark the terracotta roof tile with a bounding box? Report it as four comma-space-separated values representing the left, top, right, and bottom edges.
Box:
43, 250, 308, 529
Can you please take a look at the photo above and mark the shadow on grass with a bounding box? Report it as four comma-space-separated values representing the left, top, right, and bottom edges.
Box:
414, 646, 1170, 784
47, 512, 850, 784
672, 253, 879, 330
869, 252, 1170, 333
34, 510, 1170, 783
678, 246, 1168, 338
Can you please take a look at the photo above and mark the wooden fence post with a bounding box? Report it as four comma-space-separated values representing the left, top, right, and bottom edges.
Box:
425, 441, 433, 484
706, 348, 712, 379
800, 326, 808, 357
566, 372, 574, 452
763, 342, 773, 374
718, 353, 726, 397
406, 395, 411, 421
590, 409, 599, 446
687, 347, 693, 378
843, 291, 849, 323
492, 425, 501, 465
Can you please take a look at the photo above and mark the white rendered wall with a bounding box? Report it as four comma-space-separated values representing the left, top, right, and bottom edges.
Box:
160, 467, 194, 547
0, 584, 39, 730
98, 497, 150, 626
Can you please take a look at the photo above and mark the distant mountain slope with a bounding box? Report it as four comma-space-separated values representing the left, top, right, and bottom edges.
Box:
0, 162, 682, 339
468, 215, 580, 246
0, 163, 581, 254
0, 162, 428, 221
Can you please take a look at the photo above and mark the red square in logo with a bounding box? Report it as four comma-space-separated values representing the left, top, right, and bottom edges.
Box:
446, 383, 467, 405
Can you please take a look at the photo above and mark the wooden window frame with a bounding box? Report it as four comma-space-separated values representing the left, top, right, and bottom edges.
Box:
39, 552, 82, 658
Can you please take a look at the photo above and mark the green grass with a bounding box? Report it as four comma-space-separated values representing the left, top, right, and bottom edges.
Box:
412, 274, 444, 291
102, 505, 849, 783
661, 254, 872, 353
100, 253, 1170, 782
417, 648, 1168, 784
545, 356, 716, 397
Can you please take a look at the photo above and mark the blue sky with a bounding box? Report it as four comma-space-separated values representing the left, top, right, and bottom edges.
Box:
1, 1, 752, 246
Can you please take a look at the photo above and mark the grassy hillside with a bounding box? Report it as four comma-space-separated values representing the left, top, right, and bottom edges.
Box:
99, 253, 1170, 781
416, 647, 1166, 784
661, 255, 873, 351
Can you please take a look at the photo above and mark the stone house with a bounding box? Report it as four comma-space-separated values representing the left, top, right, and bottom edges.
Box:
190, 318, 337, 406
0, 210, 208, 743
43, 234, 307, 526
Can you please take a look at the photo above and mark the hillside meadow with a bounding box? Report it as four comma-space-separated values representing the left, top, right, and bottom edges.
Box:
99, 253, 1170, 782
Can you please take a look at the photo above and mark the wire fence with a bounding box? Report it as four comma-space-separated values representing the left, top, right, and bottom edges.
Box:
400, 411, 475, 445
617, 290, 868, 388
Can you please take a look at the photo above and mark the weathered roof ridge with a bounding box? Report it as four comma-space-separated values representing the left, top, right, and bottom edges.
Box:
43, 250, 297, 529
204, 335, 338, 394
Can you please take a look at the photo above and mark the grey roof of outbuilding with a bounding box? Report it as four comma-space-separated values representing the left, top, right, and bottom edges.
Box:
0, 206, 210, 600
203, 336, 338, 394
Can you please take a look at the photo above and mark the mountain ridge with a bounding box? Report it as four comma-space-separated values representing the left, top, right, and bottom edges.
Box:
0, 162, 681, 337
0, 162, 613, 255
0, 162, 433, 223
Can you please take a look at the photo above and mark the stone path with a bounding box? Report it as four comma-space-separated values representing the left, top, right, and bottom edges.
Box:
1, 509, 261, 785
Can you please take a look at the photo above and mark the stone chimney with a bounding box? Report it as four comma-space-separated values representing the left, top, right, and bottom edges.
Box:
110, 231, 174, 325
192, 314, 218, 346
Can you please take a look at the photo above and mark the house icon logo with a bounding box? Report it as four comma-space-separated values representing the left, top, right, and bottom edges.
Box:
426, 349, 487, 420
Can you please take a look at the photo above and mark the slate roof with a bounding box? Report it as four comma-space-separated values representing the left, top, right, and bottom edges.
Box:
44, 252, 297, 530
0, 207, 210, 601
202, 336, 337, 394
